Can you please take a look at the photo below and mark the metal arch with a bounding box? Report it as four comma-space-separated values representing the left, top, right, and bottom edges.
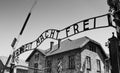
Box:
14, 13, 115, 58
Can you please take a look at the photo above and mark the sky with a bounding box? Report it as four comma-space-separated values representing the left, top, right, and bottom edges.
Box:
0, 0, 116, 60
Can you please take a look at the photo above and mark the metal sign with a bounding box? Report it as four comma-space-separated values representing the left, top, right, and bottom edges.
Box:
14, 13, 114, 58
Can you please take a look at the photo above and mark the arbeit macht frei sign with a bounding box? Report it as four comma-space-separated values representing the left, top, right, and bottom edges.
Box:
14, 13, 114, 58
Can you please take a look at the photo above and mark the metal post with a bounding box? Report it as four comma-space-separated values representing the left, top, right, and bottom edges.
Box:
108, 33, 120, 73
107, 0, 120, 73
10, 50, 15, 73
10, 63, 15, 73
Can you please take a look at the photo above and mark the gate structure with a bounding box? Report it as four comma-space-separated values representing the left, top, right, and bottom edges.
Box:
4, 0, 120, 73
10, 13, 115, 73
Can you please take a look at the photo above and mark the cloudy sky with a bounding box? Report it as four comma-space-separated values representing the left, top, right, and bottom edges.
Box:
0, 0, 116, 59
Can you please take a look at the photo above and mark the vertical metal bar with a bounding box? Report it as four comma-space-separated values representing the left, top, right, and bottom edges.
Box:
107, 13, 113, 26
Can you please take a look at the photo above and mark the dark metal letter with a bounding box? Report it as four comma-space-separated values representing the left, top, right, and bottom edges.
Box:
73, 23, 79, 34
83, 19, 89, 31
66, 26, 71, 37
